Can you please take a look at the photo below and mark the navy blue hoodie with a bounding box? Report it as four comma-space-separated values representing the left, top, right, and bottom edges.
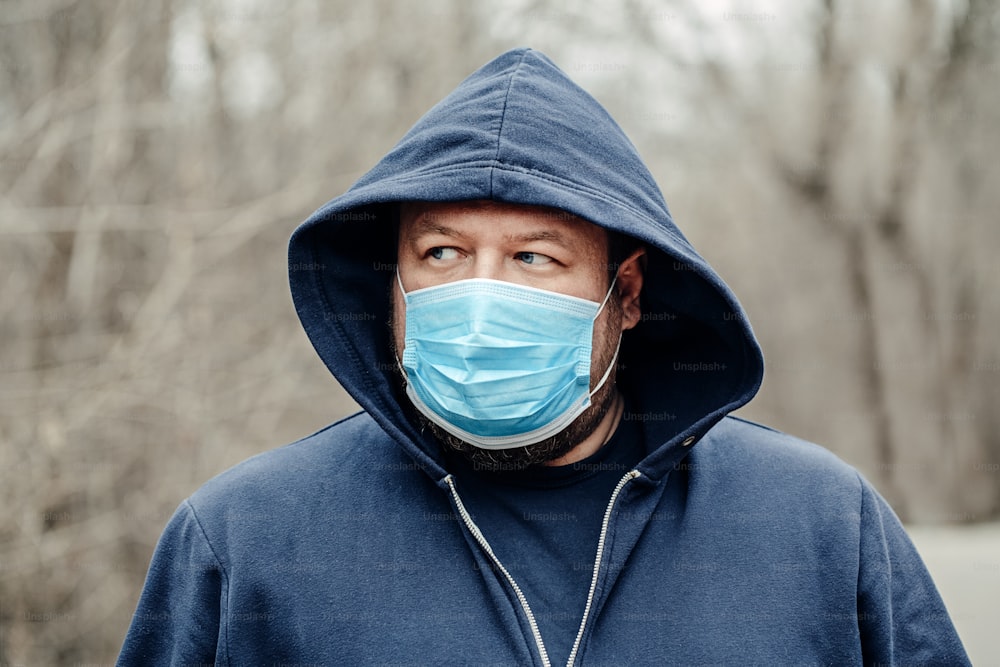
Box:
118, 48, 970, 666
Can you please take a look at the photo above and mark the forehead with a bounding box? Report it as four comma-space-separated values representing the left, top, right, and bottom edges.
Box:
398, 200, 608, 251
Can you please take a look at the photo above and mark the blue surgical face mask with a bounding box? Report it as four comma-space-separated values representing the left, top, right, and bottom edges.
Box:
397, 272, 620, 450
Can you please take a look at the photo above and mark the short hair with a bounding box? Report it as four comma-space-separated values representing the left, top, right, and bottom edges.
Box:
607, 229, 644, 281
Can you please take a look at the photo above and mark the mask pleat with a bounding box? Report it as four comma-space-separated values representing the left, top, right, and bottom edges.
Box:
400, 277, 617, 449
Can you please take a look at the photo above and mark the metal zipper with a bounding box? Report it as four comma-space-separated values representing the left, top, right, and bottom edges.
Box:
565, 470, 641, 667
446, 469, 641, 667
445, 474, 553, 667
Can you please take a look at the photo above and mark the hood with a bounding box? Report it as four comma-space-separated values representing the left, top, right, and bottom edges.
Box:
288, 48, 764, 482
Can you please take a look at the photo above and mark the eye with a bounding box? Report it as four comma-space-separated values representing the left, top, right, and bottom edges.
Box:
427, 247, 461, 261
514, 251, 553, 266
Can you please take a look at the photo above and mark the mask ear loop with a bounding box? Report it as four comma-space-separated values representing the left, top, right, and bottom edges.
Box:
394, 268, 409, 377
395, 268, 407, 299
588, 333, 622, 396
594, 274, 619, 320
589, 273, 623, 395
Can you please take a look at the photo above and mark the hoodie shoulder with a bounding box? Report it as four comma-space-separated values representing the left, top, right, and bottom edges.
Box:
184, 412, 440, 558
191, 412, 382, 496
691, 415, 864, 502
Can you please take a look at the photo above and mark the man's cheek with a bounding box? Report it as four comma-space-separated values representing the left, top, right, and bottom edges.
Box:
390, 298, 406, 357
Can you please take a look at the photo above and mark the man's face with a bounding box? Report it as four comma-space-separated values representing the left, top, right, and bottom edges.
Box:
391, 200, 642, 471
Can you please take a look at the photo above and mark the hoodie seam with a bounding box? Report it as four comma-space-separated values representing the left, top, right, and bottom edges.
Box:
304, 240, 396, 423
183, 498, 231, 666
492, 163, 669, 237
490, 50, 529, 197
854, 470, 864, 595
854, 470, 868, 657
300, 241, 449, 478
855, 471, 895, 658
362, 161, 687, 249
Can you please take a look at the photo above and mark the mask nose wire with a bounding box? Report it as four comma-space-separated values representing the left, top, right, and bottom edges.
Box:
400, 267, 617, 311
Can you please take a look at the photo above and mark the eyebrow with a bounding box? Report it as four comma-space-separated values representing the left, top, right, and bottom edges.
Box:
504, 229, 570, 246
408, 217, 572, 248
410, 217, 466, 240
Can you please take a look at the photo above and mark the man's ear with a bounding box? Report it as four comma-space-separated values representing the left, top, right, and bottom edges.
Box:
617, 247, 646, 331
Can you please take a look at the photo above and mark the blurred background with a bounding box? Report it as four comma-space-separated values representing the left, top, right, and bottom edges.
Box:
1, 0, 997, 663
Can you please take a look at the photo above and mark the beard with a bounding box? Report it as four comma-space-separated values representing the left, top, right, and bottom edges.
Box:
390, 293, 624, 473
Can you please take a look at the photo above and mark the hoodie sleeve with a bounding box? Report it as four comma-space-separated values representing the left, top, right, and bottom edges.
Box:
856, 475, 970, 666
117, 500, 227, 666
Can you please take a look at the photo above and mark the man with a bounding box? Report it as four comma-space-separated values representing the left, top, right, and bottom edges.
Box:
119, 48, 969, 666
